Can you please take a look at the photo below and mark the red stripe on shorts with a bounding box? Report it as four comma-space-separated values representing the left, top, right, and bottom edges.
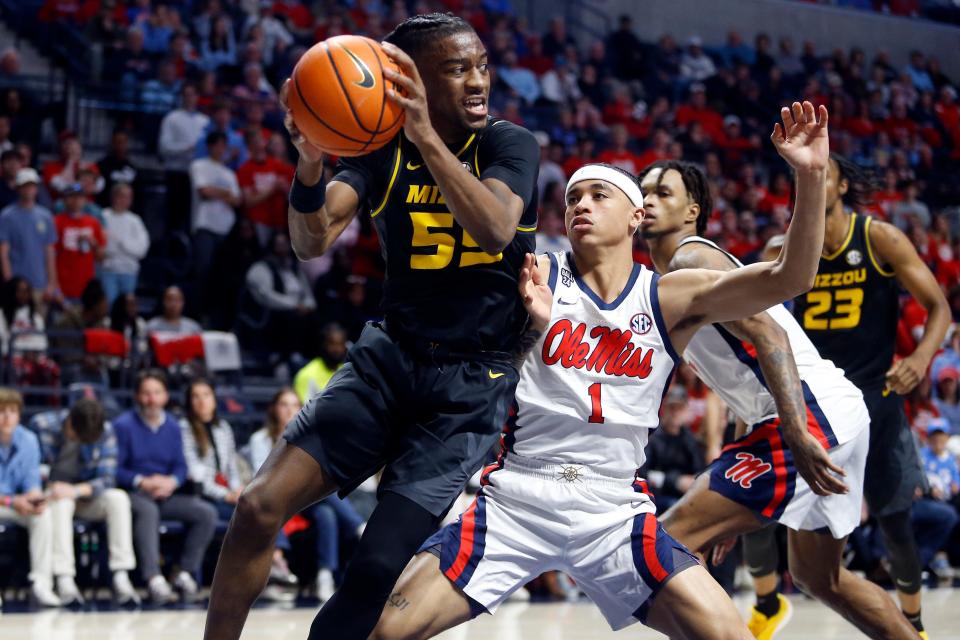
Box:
762, 429, 788, 518
642, 514, 670, 583
444, 498, 478, 583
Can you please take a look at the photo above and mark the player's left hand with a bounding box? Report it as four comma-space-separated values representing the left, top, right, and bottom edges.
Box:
519, 253, 552, 332
709, 537, 737, 566
770, 101, 829, 174
884, 353, 926, 395
789, 431, 848, 496
382, 42, 433, 148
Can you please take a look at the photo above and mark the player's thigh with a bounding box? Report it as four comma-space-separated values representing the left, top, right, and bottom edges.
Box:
787, 528, 844, 593
658, 472, 762, 554
371, 552, 474, 640
240, 440, 337, 524
646, 564, 752, 640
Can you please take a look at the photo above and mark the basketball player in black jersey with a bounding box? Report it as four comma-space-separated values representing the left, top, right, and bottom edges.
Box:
203, 14, 540, 640
790, 154, 950, 638
640, 160, 922, 640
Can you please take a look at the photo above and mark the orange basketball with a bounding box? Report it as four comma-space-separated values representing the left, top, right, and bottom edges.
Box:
288, 35, 405, 157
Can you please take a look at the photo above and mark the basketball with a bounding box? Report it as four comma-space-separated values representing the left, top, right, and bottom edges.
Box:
287, 35, 405, 157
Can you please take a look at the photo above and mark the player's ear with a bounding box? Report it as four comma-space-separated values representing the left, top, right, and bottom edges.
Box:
631, 206, 644, 234
838, 177, 849, 197
686, 202, 700, 225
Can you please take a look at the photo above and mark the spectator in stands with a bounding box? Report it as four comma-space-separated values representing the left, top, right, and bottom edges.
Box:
293, 322, 348, 404
179, 379, 243, 521
101, 183, 150, 304
718, 30, 755, 68
906, 51, 935, 93
542, 16, 575, 58
54, 183, 106, 302
540, 57, 581, 105
52, 279, 109, 384
195, 100, 248, 169
199, 14, 238, 73
108, 27, 154, 98
640, 385, 704, 511
141, 3, 176, 54
114, 370, 218, 604
0, 276, 46, 355
190, 131, 241, 279
159, 84, 209, 232
1, 89, 41, 150
916, 419, 959, 580
0, 387, 60, 606
934, 367, 960, 432
110, 291, 148, 364
237, 129, 294, 246
0, 148, 22, 209
534, 204, 571, 254
892, 181, 932, 230
242, 5, 293, 67
244, 231, 317, 358
35, 398, 139, 605
146, 285, 201, 336
0, 168, 60, 300
499, 50, 541, 106
675, 83, 724, 142
606, 15, 643, 81
680, 36, 717, 83
207, 218, 262, 330
0, 115, 12, 153
141, 59, 182, 114
42, 131, 103, 202
596, 123, 644, 174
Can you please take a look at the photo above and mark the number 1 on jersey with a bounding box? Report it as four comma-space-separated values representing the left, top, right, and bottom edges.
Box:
587, 383, 604, 424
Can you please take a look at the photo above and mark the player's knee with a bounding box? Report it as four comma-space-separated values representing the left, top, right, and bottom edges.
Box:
343, 548, 404, 593
790, 558, 840, 600
369, 613, 424, 640
700, 612, 752, 640
234, 486, 283, 538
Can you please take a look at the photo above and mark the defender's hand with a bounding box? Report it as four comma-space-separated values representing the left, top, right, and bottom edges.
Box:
280, 79, 325, 167
519, 253, 552, 332
884, 352, 927, 395
771, 101, 829, 174
710, 537, 737, 566
788, 431, 848, 496
382, 42, 434, 148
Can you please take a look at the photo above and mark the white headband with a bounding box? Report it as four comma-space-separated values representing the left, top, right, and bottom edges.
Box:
565, 165, 644, 208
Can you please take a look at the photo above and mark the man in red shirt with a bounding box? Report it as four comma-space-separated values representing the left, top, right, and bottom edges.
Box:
236, 129, 294, 245
594, 124, 643, 174
674, 83, 724, 142
54, 183, 105, 300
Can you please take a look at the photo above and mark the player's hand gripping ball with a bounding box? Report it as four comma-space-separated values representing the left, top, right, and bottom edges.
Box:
287, 35, 406, 157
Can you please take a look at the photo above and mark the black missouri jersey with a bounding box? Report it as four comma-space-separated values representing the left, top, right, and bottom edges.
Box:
793, 213, 899, 390
330, 117, 540, 353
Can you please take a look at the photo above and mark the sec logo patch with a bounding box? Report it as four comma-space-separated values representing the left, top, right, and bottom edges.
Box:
630, 312, 652, 335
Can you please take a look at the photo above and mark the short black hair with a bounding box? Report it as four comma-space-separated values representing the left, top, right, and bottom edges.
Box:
639, 160, 713, 236
69, 398, 105, 444
205, 130, 227, 147
383, 13, 475, 60
0, 149, 20, 163
81, 278, 106, 311
830, 153, 877, 210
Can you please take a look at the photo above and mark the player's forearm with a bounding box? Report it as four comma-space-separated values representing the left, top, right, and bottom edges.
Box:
750, 325, 809, 445
768, 168, 826, 300
418, 135, 517, 254
288, 206, 331, 259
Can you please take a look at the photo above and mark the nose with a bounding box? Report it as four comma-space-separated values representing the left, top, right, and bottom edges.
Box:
464, 66, 486, 91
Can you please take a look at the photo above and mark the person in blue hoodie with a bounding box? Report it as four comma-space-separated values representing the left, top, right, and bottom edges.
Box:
114, 369, 217, 604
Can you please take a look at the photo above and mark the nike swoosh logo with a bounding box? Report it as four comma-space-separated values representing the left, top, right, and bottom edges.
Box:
558, 300, 576, 305
338, 44, 375, 89
406, 161, 422, 171
895, 578, 912, 588
488, 370, 505, 380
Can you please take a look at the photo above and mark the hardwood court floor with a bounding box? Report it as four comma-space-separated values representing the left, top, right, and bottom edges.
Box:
0, 589, 958, 639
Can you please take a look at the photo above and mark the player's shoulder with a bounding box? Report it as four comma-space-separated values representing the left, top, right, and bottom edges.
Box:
863, 214, 910, 257
479, 117, 538, 148
667, 238, 736, 273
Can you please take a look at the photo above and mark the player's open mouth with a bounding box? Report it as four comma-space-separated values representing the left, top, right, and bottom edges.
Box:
570, 214, 593, 231
463, 97, 487, 116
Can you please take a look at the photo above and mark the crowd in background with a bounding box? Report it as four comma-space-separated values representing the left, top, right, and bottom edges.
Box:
0, 0, 959, 605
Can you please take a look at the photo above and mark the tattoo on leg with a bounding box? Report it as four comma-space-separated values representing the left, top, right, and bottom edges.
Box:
387, 591, 411, 611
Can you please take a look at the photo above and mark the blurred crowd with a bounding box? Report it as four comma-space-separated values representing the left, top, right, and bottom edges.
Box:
0, 0, 958, 605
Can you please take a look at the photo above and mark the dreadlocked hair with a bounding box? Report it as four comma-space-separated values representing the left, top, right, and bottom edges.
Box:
638, 160, 713, 236
830, 153, 878, 211
383, 13, 474, 60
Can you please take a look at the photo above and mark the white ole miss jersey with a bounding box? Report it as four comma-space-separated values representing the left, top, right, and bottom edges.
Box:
678, 237, 867, 447
511, 251, 680, 476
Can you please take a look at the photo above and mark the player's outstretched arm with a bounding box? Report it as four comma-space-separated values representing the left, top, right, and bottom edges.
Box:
869, 220, 951, 394
280, 80, 362, 260
659, 102, 828, 345
382, 43, 529, 254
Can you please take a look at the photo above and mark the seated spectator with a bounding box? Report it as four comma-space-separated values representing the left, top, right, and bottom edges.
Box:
534, 204, 571, 255
595, 124, 643, 175
0, 168, 61, 300
934, 367, 960, 432
42, 131, 103, 202
917, 419, 959, 580
498, 50, 540, 106
110, 292, 148, 357
179, 379, 243, 521
232, 63, 278, 117
146, 285, 202, 336
191, 131, 242, 279
0, 276, 47, 355
237, 129, 294, 247
294, 323, 348, 404
52, 279, 110, 385
207, 218, 262, 330
35, 398, 139, 605
198, 14, 237, 73
54, 183, 106, 302
101, 183, 150, 304
539, 57, 581, 105
640, 385, 704, 511
140, 58, 182, 114
0, 147, 20, 209
244, 232, 317, 358
892, 181, 932, 230
680, 36, 716, 83
0, 388, 59, 606
114, 370, 218, 604
195, 101, 248, 170
675, 83, 724, 143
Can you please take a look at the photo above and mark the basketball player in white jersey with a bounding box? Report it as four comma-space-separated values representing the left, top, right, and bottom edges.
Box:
368, 102, 828, 640
640, 160, 921, 639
